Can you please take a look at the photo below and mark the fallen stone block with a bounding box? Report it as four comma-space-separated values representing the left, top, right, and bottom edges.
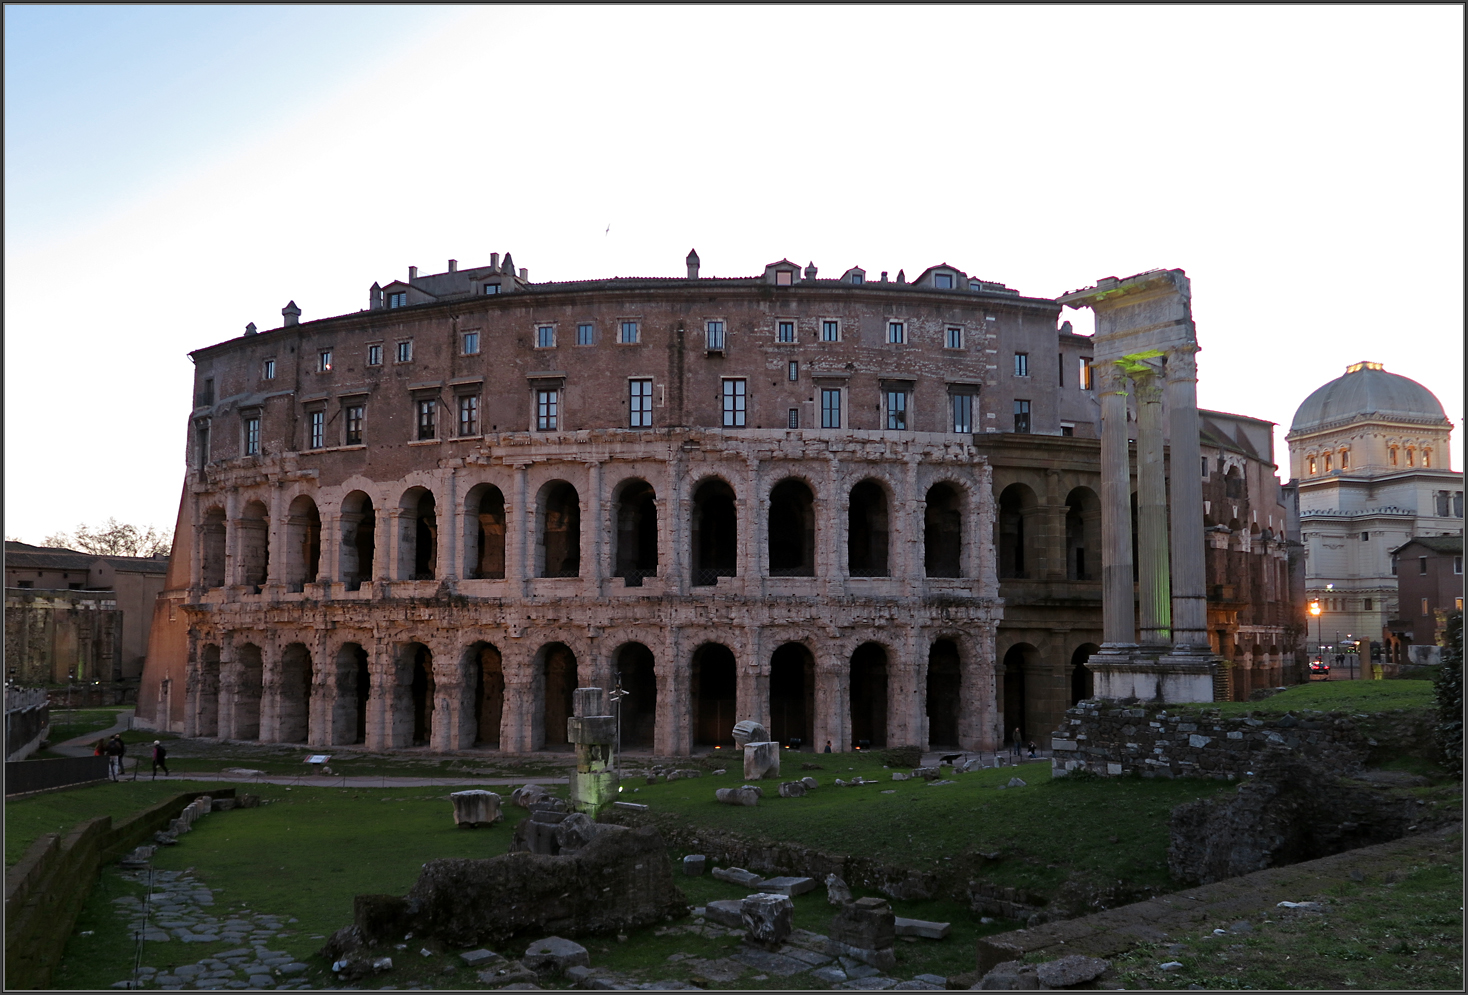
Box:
801, 776, 819, 789
732, 720, 769, 748
778, 780, 807, 798
711, 866, 763, 886
757, 876, 817, 897
825, 873, 854, 904
613, 800, 648, 811
891, 772, 911, 781
828, 897, 896, 969
740, 893, 794, 949
911, 767, 941, 781
703, 899, 745, 928
477, 960, 537, 985
892, 917, 949, 939
827, 938, 896, 971
459, 948, 505, 967
210, 798, 236, 812
682, 854, 707, 876
714, 787, 760, 807
510, 784, 552, 809
1035, 954, 1109, 988
451, 790, 503, 827
1007, 777, 1027, 788
236, 794, 261, 808
977, 959, 1038, 989
524, 936, 590, 974
960, 759, 985, 773
744, 741, 781, 780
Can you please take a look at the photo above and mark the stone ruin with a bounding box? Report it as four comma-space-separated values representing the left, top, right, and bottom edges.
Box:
826, 896, 897, 970
568, 687, 618, 816
450, 790, 502, 827
733, 719, 780, 780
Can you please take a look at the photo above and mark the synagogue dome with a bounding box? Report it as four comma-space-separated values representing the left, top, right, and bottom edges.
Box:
1289, 362, 1450, 435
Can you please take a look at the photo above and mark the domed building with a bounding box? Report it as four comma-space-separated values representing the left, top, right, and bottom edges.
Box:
1286, 362, 1462, 662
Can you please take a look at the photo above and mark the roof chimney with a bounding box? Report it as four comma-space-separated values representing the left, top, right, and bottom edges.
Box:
501, 252, 515, 275
895, 269, 906, 284
490, 252, 500, 270
880, 271, 889, 283
448, 259, 458, 273
244, 322, 257, 336
804, 261, 817, 280
282, 301, 301, 326
519, 267, 528, 280
408, 266, 418, 281
370, 281, 382, 310
686, 248, 701, 279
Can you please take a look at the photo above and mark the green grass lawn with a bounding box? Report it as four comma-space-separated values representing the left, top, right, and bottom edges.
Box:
1200, 679, 1436, 717
44, 706, 133, 745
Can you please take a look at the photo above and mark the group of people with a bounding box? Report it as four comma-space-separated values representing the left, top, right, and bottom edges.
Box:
91, 735, 170, 779
1010, 727, 1038, 758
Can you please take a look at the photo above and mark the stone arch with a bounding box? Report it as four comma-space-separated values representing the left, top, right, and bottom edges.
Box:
276, 642, 314, 742
195, 643, 221, 737
537, 481, 581, 578
1070, 643, 1100, 706
614, 641, 658, 749
924, 482, 963, 578
338, 491, 375, 590
848, 479, 890, 577
398, 487, 438, 581
691, 477, 738, 587
238, 499, 270, 588
334, 642, 370, 744
926, 639, 962, 748
1065, 486, 1101, 581
227, 643, 264, 740
768, 478, 816, 577
850, 641, 889, 748
998, 483, 1038, 580
284, 495, 321, 590
537, 642, 578, 747
465, 484, 507, 580
1001, 642, 1038, 742
690, 642, 737, 746
201, 506, 227, 589
613, 479, 658, 585
769, 641, 814, 747
464, 640, 505, 747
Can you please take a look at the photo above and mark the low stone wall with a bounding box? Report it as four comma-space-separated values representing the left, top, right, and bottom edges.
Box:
3, 788, 234, 990
1049, 700, 1370, 780
5, 687, 50, 761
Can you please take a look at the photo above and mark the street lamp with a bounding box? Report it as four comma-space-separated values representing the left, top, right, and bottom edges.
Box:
607, 676, 629, 782
1309, 599, 1322, 667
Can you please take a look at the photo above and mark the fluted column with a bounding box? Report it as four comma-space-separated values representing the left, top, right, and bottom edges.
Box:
1133, 369, 1172, 647
1097, 362, 1136, 647
1165, 347, 1210, 649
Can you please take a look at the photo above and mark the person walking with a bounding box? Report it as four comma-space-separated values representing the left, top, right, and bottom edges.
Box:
107, 734, 126, 780
150, 740, 170, 779
1010, 727, 1023, 757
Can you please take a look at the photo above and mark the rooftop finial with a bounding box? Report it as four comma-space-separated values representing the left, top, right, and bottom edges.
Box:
686, 248, 700, 279
281, 301, 300, 326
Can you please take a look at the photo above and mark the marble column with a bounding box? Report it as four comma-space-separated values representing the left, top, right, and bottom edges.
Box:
1133, 369, 1172, 647
1097, 362, 1136, 647
1165, 347, 1210, 650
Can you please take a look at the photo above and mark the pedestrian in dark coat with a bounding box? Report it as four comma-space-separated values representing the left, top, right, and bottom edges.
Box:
151, 740, 170, 778
107, 735, 126, 780
1010, 727, 1023, 756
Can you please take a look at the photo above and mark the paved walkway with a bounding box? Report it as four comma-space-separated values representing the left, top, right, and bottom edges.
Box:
50, 709, 135, 757
134, 771, 569, 788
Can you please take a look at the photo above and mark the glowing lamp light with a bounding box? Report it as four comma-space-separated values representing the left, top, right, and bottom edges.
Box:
1309, 600, 1321, 616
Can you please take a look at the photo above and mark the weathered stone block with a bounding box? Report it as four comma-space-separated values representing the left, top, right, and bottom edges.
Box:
450, 790, 503, 827
567, 716, 617, 745
703, 899, 744, 928
892, 917, 949, 939
524, 936, 589, 974
682, 854, 706, 876
777, 780, 807, 797
757, 876, 816, 897
744, 741, 781, 780
825, 874, 853, 904
1035, 954, 1109, 987
715, 786, 760, 807
711, 866, 763, 886
740, 893, 794, 949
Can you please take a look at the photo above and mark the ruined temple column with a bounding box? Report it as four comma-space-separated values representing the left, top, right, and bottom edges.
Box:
1133, 369, 1172, 648
257, 643, 283, 742
318, 512, 340, 588
657, 625, 690, 756
1165, 346, 1210, 650
1097, 361, 1137, 649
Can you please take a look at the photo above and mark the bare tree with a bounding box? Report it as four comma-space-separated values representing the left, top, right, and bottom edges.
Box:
43, 518, 172, 558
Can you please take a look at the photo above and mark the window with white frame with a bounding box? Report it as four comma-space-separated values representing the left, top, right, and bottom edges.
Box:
396, 341, 412, 363
462, 331, 480, 355
629, 379, 653, 428
945, 326, 963, 349
483, 283, 500, 295
388, 291, 407, 308
1013, 352, 1029, 377
243, 414, 260, 456
537, 325, 555, 348
887, 321, 906, 344
706, 321, 725, 351
308, 409, 326, 449
318, 350, 333, 373
367, 344, 382, 366
416, 399, 436, 440
1013, 399, 1031, 433
263, 359, 276, 380
951, 392, 973, 434
345, 403, 364, 445
620, 321, 639, 344
788, 361, 798, 382
885, 387, 909, 430
822, 319, 840, 342
1080, 357, 1093, 390
721, 379, 746, 427
933, 273, 953, 289
536, 389, 559, 430
777, 320, 795, 343
821, 388, 842, 428
458, 395, 479, 436
577, 323, 595, 345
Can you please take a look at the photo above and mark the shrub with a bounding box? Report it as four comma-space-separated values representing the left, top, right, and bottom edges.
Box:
879, 745, 924, 768
1434, 610, 1462, 778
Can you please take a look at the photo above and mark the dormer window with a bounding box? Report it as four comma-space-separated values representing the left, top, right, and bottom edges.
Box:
776, 270, 794, 286
934, 273, 953, 289
484, 283, 501, 295
969, 280, 982, 291
850, 272, 863, 285
388, 291, 407, 308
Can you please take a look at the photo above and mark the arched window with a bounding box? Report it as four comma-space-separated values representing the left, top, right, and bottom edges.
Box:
466, 484, 507, 579
848, 480, 890, 577
537, 481, 581, 578
923, 483, 963, 578
768, 479, 815, 577
338, 492, 375, 590
284, 495, 321, 590
691, 479, 737, 587
614, 480, 658, 585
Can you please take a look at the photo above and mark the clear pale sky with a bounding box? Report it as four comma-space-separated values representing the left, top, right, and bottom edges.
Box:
5, 5, 1463, 545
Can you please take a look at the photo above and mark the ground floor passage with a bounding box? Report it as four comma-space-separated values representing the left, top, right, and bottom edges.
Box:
182, 627, 1017, 754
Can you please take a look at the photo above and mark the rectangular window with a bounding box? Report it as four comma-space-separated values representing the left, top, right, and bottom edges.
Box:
318, 350, 333, 373
1419, 555, 1429, 576
788, 408, 799, 429
776, 270, 793, 286
1202, 456, 1209, 477
1013, 399, 1031, 433
1340, 450, 1349, 469
397, 341, 412, 363
536, 389, 558, 431
309, 410, 325, 450
706, 321, 725, 351
1421, 597, 1430, 616
946, 325, 963, 349
1406, 448, 1414, 466
458, 395, 479, 436
1456, 555, 1464, 575
416, 400, 436, 440
620, 321, 639, 344
1058, 353, 1065, 386
1364, 598, 1373, 611
1391, 555, 1398, 576
885, 389, 909, 430
537, 325, 555, 348
1308, 456, 1317, 475
1458, 597, 1465, 612
577, 323, 595, 345
1323, 452, 1332, 472
1389, 447, 1398, 466
1435, 491, 1451, 517
345, 404, 364, 445
462, 331, 480, 355
244, 416, 260, 456
263, 359, 276, 380
388, 291, 407, 308
195, 419, 211, 466
934, 273, 953, 289
951, 393, 973, 434
483, 283, 500, 295
821, 388, 842, 428
721, 379, 747, 428
367, 344, 382, 366
629, 379, 653, 428
822, 320, 840, 342
1361, 531, 1370, 541
777, 320, 795, 343
1081, 358, 1093, 390
1014, 352, 1029, 377
1061, 424, 1074, 437
788, 361, 798, 382
887, 321, 905, 344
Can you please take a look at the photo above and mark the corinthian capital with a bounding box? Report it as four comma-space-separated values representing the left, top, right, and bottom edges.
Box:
1165, 346, 1198, 383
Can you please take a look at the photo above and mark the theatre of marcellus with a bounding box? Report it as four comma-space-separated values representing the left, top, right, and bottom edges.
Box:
136, 254, 1302, 754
